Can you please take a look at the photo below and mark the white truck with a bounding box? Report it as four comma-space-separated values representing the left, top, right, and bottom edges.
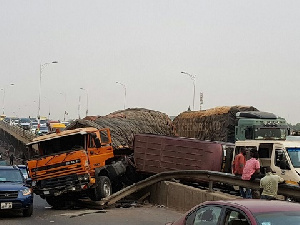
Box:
235, 140, 300, 185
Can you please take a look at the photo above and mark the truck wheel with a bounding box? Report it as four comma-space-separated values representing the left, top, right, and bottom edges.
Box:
23, 204, 33, 217
89, 176, 112, 201
98, 176, 112, 198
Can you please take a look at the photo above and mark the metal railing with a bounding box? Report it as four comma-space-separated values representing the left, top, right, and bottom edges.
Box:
97, 170, 300, 207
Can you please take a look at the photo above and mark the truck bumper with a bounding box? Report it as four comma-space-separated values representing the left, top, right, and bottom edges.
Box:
33, 174, 90, 197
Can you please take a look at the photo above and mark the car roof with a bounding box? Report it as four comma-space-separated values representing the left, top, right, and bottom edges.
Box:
205, 199, 300, 213
0, 166, 19, 170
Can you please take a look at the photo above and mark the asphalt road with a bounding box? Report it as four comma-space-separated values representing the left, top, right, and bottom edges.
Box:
0, 195, 183, 225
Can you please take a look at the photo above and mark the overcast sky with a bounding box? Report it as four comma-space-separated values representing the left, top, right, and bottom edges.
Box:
1, 1, 300, 124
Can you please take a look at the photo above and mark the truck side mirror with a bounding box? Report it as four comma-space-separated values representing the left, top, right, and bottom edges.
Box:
94, 137, 101, 148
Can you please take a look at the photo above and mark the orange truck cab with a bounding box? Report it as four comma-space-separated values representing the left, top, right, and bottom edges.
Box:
26, 127, 132, 208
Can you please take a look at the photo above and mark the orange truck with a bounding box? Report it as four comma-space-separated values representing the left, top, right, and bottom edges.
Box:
26, 127, 132, 208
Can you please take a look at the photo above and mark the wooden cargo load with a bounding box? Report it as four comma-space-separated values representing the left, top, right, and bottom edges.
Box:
67, 108, 175, 149
134, 134, 224, 174
172, 105, 258, 143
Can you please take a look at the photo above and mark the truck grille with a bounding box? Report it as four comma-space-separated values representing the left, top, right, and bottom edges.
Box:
40, 174, 80, 189
0, 191, 18, 199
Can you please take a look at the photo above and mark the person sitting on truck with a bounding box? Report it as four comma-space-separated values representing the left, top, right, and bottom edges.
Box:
232, 148, 247, 198
242, 151, 260, 198
260, 166, 285, 200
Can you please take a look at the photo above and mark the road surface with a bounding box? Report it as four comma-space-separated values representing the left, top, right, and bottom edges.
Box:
0, 195, 183, 225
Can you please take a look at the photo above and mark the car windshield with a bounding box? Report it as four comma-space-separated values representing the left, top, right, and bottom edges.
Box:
40, 120, 47, 124
0, 169, 23, 182
287, 148, 300, 168
254, 211, 300, 225
20, 118, 31, 123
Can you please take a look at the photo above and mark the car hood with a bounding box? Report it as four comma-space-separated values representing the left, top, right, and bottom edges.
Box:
0, 182, 26, 191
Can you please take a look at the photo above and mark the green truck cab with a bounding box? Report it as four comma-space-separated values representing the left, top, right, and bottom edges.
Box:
235, 111, 289, 141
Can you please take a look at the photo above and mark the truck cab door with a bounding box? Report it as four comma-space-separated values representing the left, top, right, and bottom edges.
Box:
87, 131, 114, 170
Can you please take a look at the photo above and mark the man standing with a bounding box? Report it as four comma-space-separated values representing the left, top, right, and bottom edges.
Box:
242, 151, 260, 198
10, 153, 14, 165
260, 166, 284, 200
233, 148, 247, 198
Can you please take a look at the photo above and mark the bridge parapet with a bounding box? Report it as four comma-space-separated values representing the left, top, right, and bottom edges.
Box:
0, 121, 36, 144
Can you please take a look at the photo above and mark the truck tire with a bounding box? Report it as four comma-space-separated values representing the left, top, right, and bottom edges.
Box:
23, 204, 33, 217
89, 176, 112, 201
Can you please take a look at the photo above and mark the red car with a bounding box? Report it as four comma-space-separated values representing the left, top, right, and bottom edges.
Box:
166, 199, 300, 225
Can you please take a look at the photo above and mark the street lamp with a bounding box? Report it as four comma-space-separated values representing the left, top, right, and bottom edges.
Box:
1, 83, 15, 115
116, 82, 127, 110
181, 71, 196, 111
38, 61, 58, 129
78, 95, 81, 119
80, 88, 88, 117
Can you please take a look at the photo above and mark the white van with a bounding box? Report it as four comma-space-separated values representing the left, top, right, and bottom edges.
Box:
234, 140, 300, 185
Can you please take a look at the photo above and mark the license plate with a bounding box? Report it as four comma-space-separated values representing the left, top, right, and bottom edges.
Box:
43, 191, 50, 195
1, 202, 12, 209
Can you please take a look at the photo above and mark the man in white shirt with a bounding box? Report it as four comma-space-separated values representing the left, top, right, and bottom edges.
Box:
260, 166, 285, 200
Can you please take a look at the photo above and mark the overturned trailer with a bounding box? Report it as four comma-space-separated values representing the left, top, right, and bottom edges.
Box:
133, 134, 234, 175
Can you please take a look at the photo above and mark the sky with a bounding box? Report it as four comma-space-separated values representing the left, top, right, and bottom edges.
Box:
1, 1, 300, 124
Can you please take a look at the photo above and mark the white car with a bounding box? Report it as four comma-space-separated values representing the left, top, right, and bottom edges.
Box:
30, 121, 38, 134
18, 118, 31, 130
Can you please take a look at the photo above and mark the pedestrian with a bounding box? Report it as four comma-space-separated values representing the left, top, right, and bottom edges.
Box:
232, 147, 247, 198
260, 166, 285, 200
242, 150, 260, 198
10, 153, 14, 165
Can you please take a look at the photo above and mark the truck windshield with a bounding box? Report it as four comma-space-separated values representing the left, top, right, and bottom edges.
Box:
254, 128, 286, 140
39, 133, 85, 156
287, 148, 300, 168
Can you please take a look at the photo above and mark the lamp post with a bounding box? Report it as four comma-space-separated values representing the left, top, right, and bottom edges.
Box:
38, 61, 58, 129
116, 82, 127, 110
181, 71, 196, 111
1, 83, 15, 115
80, 88, 88, 117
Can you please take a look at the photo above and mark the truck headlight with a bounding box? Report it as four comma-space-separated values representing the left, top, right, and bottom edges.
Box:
78, 174, 89, 181
83, 174, 89, 181
22, 188, 32, 196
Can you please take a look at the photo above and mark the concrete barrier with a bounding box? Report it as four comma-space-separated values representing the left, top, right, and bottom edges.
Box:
149, 181, 239, 212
